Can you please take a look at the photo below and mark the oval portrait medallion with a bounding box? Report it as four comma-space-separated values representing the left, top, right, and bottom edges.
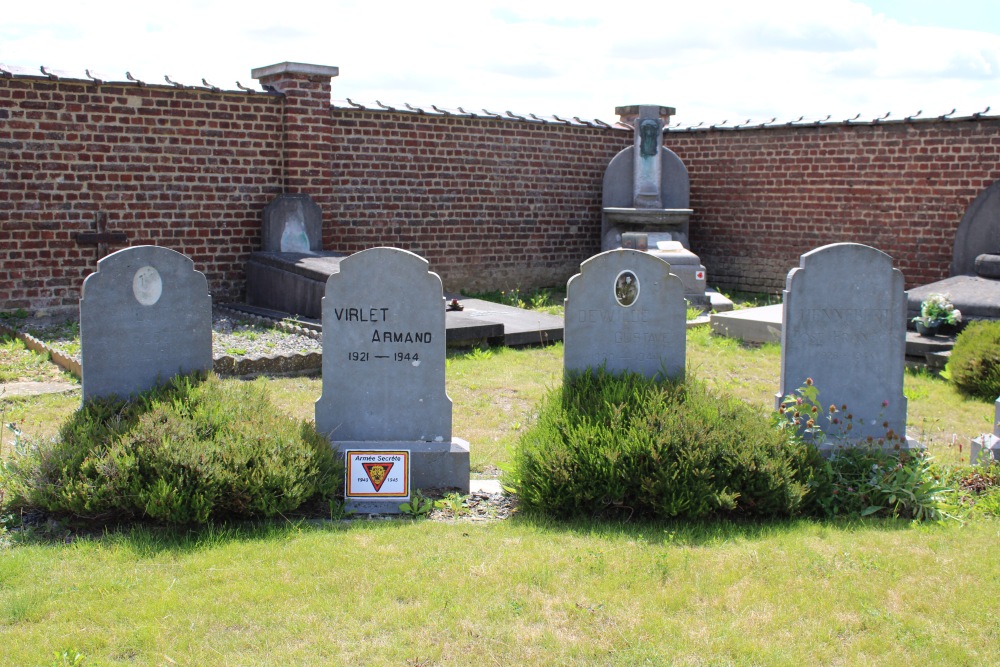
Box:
614, 270, 639, 307
132, 265, 163, 306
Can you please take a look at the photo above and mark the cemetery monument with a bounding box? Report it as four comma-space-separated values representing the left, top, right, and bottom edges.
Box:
601, 104, 729, 310
80, 246, 212, 402
776, 243, 919, 452
564, 248, 686, 380
314, 247, 470, 509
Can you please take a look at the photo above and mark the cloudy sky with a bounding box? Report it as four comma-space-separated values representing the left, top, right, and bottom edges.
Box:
3, 0, 999, 126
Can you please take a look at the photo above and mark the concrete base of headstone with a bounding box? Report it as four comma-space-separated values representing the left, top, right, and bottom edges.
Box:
336, 439, 471, 494
794, 434, 925, 457
345, 498, 408, 515
970, 434, 1000, 465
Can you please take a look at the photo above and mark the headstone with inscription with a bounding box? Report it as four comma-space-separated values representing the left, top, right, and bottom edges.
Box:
564, 249, 686, 379
315, 247, 469, 504
776, 243, 919, 451
80, 245, 212, 402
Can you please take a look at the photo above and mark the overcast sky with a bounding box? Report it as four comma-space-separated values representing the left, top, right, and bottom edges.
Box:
3, 0, 999, 126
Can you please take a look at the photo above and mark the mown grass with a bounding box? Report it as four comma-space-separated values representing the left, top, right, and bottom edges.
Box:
3, 312, 1000, 664
2, 517, 999, 665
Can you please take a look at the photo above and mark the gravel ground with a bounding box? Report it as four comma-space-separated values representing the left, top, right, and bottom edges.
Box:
211, 311, 320, 358
7, 310, 322, 360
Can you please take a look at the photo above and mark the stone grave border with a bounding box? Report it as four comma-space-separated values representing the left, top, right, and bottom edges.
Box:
0, 307, 324, 381
212, 304, 322, 378
0, 321, 82, 378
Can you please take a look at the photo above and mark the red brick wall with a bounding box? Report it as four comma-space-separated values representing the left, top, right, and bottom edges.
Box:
0, 75, 284, 313
667, 120, 1000, 292
3, 67, 1000, 314
326, 109, 628, 290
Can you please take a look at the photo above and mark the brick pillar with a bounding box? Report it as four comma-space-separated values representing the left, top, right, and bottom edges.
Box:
252, 62, 339, 239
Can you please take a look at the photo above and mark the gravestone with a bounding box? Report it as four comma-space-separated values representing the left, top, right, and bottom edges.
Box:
262, 193, 323, 253
247, 193, 344, 318
315, 247, 469, 502
776, 243, 918, 451
564, 248, 686, 379
907, 179, 1000, 322
80, 246, 212, 402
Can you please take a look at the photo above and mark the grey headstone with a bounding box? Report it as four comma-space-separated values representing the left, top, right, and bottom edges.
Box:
315, 247, 452, 442
776, 243, 915, 450
952, 180, 1000, 276
262, 193, 323, 253
80, 246, 212, 402
564, 249, 686, 379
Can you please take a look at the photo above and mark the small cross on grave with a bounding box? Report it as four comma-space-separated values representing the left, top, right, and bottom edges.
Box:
74, 212, 129, 262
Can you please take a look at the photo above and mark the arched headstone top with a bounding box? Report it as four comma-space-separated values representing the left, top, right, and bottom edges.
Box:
262, 194, 323, 254
80, 245, 212, 402
952, 180, 1000, 276
315, 246, 451, 442
564, 249, 686, 380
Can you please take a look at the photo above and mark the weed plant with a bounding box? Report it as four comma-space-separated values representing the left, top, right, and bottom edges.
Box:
508, 369, 821, 520
0, 334, 53, 383
1, 374, 341, 524
776, 380, 953, 520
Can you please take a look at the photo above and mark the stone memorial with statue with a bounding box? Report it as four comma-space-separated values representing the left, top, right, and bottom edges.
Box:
245, 193, 346, 319
601, 104, 731, 312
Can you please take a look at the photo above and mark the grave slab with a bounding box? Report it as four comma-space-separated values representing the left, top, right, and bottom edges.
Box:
246, 251, 345, 319
710, 304, 783, 343
80, 246, 212, 402
564, 248, 686, 379
451, 297, 564, 347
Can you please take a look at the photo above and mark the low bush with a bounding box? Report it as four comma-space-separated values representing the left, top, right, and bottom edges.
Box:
1, 374, 342, 524
507, 369, 822, 520
947, 320, 1000, 401
806, 447, 950, 521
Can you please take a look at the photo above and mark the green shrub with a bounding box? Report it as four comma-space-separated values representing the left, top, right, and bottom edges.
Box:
947, 320, 1000, 401
1, 375, 342, 524
506, 369, 822, 520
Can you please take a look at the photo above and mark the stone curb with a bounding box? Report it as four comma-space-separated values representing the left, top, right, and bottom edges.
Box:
1, 314, 324, 382
0, 322, 82, 379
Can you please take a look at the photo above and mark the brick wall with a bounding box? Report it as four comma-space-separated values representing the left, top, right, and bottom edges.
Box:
0, 75, 284, 313
668, 120, 1000, 292
3, 64, 1000, 315
326, 109, 628, 290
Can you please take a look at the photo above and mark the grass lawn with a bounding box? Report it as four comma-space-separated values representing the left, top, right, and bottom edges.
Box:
2, 323, 999, 665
